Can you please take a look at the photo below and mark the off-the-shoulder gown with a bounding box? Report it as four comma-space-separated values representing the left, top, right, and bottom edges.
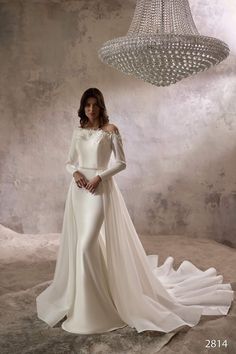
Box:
36, 126, 234, 334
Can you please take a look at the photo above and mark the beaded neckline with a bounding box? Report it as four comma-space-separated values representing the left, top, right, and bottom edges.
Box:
78, 126, 101, 132
76, 126, 120, 137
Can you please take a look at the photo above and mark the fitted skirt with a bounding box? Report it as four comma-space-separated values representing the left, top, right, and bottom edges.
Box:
36, 167, 127, 334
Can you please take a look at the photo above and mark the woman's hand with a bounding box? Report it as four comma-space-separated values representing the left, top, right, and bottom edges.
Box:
85, 175, 102, 194
73, 171, 88, 188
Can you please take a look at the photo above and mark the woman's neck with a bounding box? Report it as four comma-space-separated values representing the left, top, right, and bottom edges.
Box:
85, 120, 100, 129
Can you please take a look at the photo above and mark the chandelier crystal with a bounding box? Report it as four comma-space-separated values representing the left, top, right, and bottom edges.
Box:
98, 0, 230, 86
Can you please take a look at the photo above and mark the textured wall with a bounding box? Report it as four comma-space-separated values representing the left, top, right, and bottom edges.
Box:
1, 0, 236, 247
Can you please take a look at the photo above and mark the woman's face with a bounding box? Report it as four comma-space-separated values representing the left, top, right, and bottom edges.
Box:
84, 97, 100, 123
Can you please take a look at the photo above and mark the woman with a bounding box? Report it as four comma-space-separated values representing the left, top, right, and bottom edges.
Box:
36, 87, 234, 334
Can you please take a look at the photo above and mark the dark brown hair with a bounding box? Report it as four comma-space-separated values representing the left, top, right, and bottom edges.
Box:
77, 88, 109, 128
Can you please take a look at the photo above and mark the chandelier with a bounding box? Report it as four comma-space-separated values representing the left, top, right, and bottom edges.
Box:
98, 0, 230, 86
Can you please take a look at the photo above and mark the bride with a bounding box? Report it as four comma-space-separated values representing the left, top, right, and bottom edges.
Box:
36, 87, 234, 334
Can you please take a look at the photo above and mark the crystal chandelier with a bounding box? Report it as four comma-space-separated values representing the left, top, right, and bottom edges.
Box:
98, 0, 230, 86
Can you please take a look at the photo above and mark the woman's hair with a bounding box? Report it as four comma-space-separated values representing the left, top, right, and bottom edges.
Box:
77, 88, 109, 128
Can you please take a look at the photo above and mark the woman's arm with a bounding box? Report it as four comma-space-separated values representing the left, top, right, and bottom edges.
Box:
98, 125, 126, 181
65, 130, 79, 175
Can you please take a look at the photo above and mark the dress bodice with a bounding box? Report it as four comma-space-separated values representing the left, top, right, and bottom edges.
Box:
65, 127, 126, 181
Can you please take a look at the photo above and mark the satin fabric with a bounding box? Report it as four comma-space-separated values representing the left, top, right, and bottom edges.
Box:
36, 127, 234, 334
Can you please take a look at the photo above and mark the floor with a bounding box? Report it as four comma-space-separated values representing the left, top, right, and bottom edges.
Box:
0, 224, 235, 354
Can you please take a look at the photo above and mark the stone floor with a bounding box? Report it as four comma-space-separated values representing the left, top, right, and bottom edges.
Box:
0, 224, 235, 354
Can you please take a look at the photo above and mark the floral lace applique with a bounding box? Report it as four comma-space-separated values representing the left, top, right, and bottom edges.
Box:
75, 127, 122, 142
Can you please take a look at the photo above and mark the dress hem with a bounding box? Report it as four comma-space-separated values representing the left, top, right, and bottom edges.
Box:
61, 321, 128, 334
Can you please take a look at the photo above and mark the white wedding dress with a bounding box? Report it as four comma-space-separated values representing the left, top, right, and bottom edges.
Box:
36, 126, 234, 334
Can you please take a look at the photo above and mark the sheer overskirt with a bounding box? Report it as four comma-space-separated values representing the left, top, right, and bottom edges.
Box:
98, 177, 234, 333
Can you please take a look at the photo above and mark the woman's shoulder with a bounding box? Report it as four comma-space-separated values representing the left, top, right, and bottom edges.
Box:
74, 125, 83, 133
102, 123, 119, 133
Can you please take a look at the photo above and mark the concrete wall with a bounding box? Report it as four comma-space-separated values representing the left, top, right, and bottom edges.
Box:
1, 0, 236, 247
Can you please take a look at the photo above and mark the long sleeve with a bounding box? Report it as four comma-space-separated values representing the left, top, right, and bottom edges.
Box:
98, 131, 126, 181
65, 130, 79, 175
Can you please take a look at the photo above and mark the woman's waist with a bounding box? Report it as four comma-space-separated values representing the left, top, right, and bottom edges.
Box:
75, 166, 106, 179
78, 165, 107, 171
